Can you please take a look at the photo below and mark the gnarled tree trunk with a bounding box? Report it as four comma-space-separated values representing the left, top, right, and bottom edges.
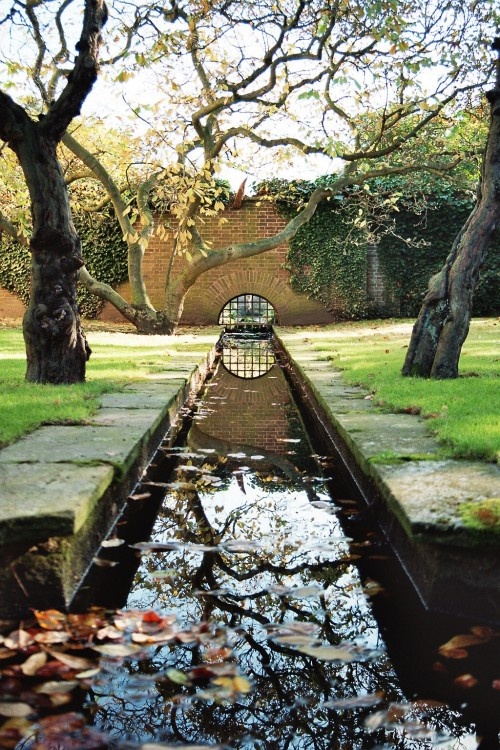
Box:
403, 39, 500, 379
17, 129, 90, 383
0, 0, 106, 383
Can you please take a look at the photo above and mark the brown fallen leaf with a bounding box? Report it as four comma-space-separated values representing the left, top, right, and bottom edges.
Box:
439, 632, 489, 657
43, 648, 95, 672
33, 609, 67, 631
0, 701, 33, 718
454, 673, 479, 689
3, 630, 34, 651
297, 644, 355, 662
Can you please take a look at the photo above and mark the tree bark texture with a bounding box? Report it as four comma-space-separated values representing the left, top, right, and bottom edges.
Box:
0, 0, 107, 383
403, 40, 500, 379
21, 134, 91, 383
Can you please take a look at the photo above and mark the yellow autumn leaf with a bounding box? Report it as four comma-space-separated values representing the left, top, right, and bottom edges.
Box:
232, 676, 252, 694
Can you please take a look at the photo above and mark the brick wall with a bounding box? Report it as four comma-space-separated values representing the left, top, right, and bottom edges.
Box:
2, 199, 390, 325
0, 289, 25, 319
101, 198, 334, 326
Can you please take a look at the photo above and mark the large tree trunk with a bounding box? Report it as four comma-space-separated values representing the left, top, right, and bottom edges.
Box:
18, 130, 90, 383
0, 0, 106, 383
402, 41, 500, 379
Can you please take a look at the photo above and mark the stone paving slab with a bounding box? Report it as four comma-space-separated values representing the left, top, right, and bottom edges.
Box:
97, 381, 186, 410
0, 462, 114, 545
276, 329, 500, 549
378, 460, 500, 544
334, 412, 440, 458
0, 423, 152, 477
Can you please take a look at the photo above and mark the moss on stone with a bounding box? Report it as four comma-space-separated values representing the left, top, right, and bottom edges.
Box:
458, 498, 500, 534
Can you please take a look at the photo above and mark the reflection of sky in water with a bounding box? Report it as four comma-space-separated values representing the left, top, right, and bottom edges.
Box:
127, 465, 378, 649
89, 351, 489, 748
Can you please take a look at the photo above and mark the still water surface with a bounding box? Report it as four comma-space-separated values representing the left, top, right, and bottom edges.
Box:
85, 335, 499, 749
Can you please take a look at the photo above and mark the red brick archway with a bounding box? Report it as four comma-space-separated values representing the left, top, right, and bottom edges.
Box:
183, 271, 293, 325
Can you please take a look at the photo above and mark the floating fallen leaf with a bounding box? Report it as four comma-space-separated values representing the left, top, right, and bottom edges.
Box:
470, 625, 495, 639
232, 675, 252, 694
164, 481, 198, 490
221, 539, 261, 551
33, 609, 66, 631
297, 645, 355, 662
96, 625, 123, 640
44, 649, 95, 671
49, 692, 73, 708
35, 679, 79, 694
439, 631, 489, 657
363, 579, 385, 597
34, 631, 71, 645
128, 492, 151, 501
20, 650, 47, 676
287, 585, 323, 599
101, 538, 125, 548
66, 611, 107, 638
0, 702, 33, 718
271, 635, 322, 646
440, 648, 469, 660
131, 631, 175, 644
322, 692, 384, 710
454, 673, 479, 689
75, 667, 101, 679
202, 647, 232, 663
129, 541, 180, 551
265, 622, 319, 636
149, 569, 178, 579
166, 668, 191, 685
4, 630, 34, 650
212, 675, 252, 694
91, 643, 143, 658
364, 703, 412, 731
92, 557, 119, 568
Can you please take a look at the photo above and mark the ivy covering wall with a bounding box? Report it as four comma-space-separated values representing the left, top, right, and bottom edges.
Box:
265, 177, 499, 320
0, 207, 128, 318
283, 200, 371, 319
376, 201, 500, 316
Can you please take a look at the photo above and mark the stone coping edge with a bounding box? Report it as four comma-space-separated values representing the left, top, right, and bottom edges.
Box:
275, 331, 500, 550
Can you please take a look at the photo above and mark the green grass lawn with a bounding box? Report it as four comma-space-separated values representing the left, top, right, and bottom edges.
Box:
299, 318, 499, 462
1, 319, 499, 461
0, 325, 217, 448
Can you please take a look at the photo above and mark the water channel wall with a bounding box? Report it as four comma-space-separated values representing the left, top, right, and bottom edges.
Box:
0, 334, 219, 623
1, 329, 499, 625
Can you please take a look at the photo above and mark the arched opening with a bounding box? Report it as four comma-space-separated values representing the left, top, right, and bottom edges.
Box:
218, 293, 276, 331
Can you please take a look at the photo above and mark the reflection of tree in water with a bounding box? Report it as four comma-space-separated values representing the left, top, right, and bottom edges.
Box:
90, 449, 469, 749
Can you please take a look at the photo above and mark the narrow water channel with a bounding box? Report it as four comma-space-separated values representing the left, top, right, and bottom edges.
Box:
78, 334, 499, 750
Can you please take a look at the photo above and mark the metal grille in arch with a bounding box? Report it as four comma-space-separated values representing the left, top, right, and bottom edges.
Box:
218, 294, 276, 330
